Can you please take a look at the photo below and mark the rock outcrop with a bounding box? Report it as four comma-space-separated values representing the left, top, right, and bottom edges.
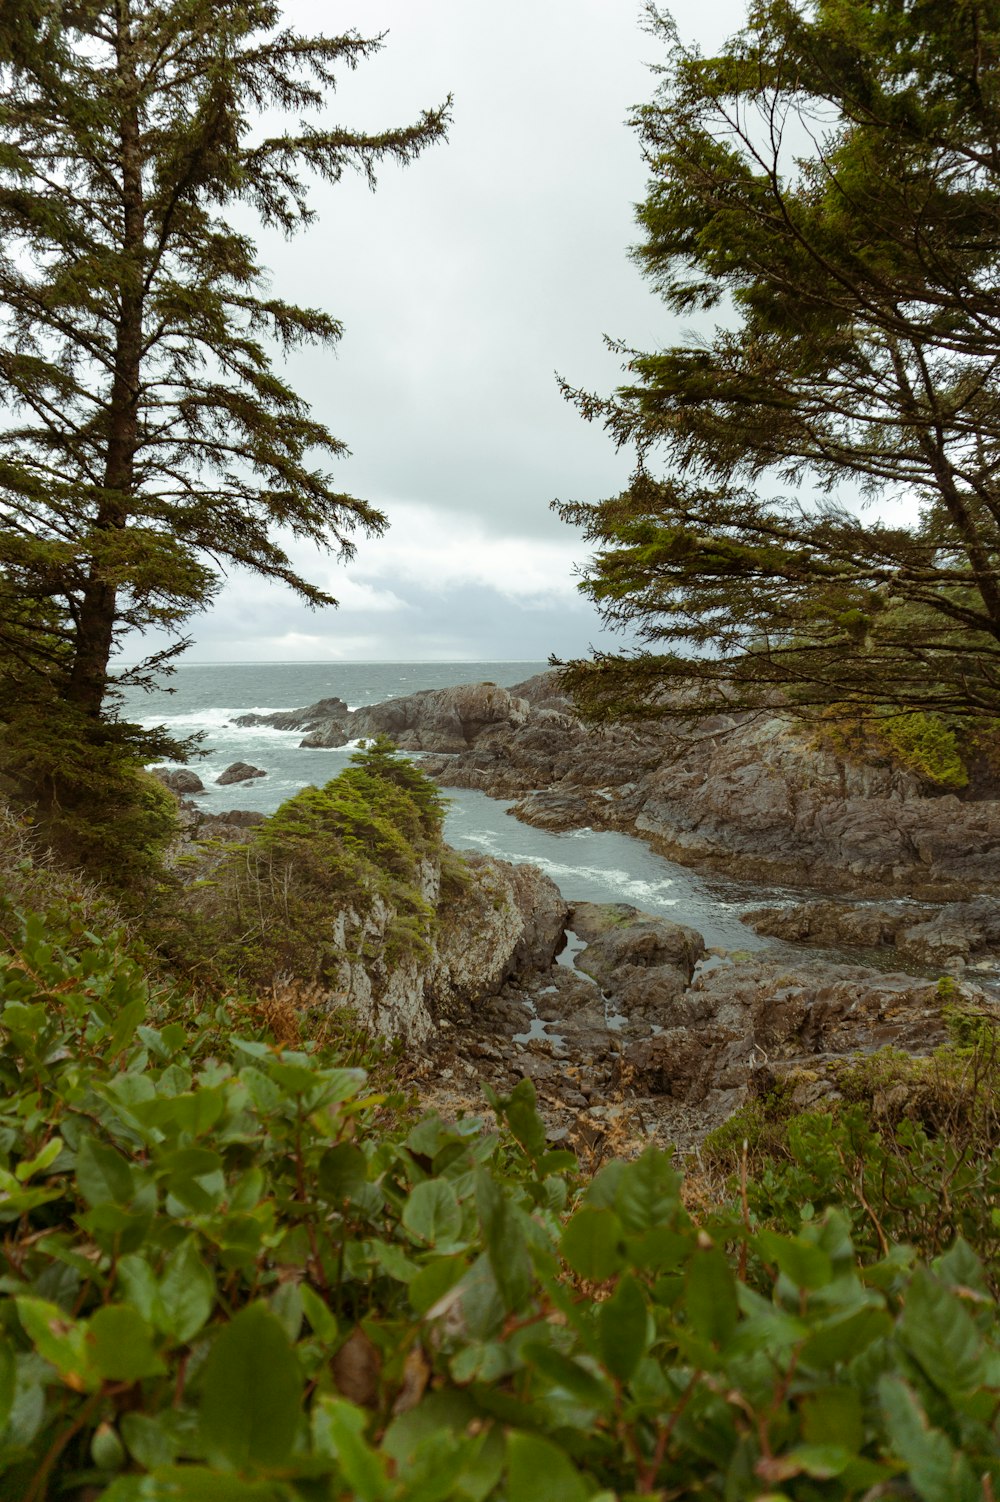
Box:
416, 905, 999, 1153
415, 679, 1000, 900
429, 855, 567, 1015
244, 673, 1000, 899
350, 682, 532, 753
216, 762, 266, 786
175, 785, 567, 1046
235, 696, 351, 738
151, 766, 205, 794
255, 848, 566, 1045
742, 896, 1000, 975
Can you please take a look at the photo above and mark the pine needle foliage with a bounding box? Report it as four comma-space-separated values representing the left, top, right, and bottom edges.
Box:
0, 0, 449, 722
558, 0, 1000, 725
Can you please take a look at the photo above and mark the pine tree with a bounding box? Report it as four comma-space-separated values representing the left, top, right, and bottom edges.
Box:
559, 0, 1000, 724
0, 1, 449, 723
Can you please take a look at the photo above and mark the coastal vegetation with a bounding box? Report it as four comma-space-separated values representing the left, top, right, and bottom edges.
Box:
173, 737, 448, 990
559, 0, 1000, 736
0, 0, 448, 872
3, 858, 1000, 1499
2, 0, 1000, 1498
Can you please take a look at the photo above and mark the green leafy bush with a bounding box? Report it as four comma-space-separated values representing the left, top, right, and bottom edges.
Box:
814, 706, 969, 788
3, 902, 1000, 1500
704, 1035, 1000, 1289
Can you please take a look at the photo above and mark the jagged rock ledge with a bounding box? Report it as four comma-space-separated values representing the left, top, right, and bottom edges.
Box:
414, 899, 1000, 1154
240, 672, 1000, 903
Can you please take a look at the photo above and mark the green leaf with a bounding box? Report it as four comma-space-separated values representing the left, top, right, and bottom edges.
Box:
0, 1338, 16, 1434
106, 997, 147, 1057
91, 1420, 126, 1471
899, 1268, 986, 1395
319, 1142, 368, 1201
300, 1284, 337, 1342
523, 1343, 615, 1411
451, 1340, 510, 1384
89, 1304, 166, 1382
75, 1134, 134, 1207
158, 1238, 215, 1343
106, 1468, 286, 1499
409, 1255, 467, 1317
613, 1146, 682, 1232
15, 1296, 98, 1391
167, 1088, 227, 1137
312, 1397, 389, 1501
269, 1282, 303, 1342
685, 1246, 738, 1348
198, 1304, 303, 1473
476, 1170, 533, 1312
506, 1432, 589, 1502
798, 1304, 892, 1370
369, 1239, 419, 1284
878, 1377, 981, 1502
121, 1412, 180, 1470
933, 1237, 990, 1297
15, 1136, 63, 1182
757, 1230, 833, 1291
505, 1078, 547, 1160
597, 1273, 648, 1382
783, 1443, 853, 1479
560, 1208, 625, 1283
117, 1255, 162, 1327
403, 1179, 463, 1248
801, 1387, 863, 1453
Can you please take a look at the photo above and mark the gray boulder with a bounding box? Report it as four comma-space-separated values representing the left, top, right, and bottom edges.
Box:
575, 916, 706, 990
216, 762, 266, 786
234, 696, 349, 732
151, 766, 204, 795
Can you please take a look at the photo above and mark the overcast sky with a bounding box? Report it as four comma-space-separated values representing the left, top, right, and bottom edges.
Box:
147, 0, 749, 664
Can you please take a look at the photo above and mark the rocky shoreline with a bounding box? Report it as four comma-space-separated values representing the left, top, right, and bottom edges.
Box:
232, 671, 1000, 902
154, 672, 1000, 1152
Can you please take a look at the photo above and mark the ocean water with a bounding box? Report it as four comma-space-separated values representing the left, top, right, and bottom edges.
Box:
117, 660, 771, 951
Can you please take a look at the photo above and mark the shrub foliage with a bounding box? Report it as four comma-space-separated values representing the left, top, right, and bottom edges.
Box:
1, 897, 1000, 1500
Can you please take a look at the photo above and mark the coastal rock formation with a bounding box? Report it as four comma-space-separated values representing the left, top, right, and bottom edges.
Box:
416, 905, 999, 1153
260, 850, 566, 1044
350, 682, 531, 753
176, 783, 567, 1046
743, 896, 1000, 974
249, 672, 1000, 899
416, 678, 999, 900
429, 854, 567, 1014
151, 766, 205, 794
216, 761, 266, 786
234, 696, 350, 737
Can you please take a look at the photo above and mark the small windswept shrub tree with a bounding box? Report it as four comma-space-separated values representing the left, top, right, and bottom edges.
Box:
181, 739, 447, 987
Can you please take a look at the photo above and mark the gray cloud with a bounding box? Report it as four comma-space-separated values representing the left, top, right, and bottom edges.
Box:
135, 0, 750, 664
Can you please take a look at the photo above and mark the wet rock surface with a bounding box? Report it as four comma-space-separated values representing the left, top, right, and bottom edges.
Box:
240, 672, 1000, 900
413, 905, 1000, 1156
151, 766, 205, 794
216, 761, 267, 786
743, 896, 1000, 976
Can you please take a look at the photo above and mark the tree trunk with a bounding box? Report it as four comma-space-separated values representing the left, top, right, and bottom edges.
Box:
66, 1, 143, 717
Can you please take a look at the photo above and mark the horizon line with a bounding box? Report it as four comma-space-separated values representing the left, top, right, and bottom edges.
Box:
118, 658, 554, 668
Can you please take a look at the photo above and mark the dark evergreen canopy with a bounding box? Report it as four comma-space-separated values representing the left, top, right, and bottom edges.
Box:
0, 0, 449, 718
559, 0, 1000, 723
